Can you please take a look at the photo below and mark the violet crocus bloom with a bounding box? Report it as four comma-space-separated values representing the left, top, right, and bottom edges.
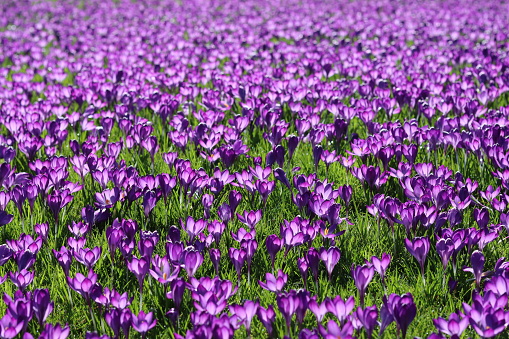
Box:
127, 256, 150, 296
229, 248, 246, 283
433, 311, 469, 338
39, 323, 70, 339
74, 247, 102, 269
351, 264, 375, 308
266, 234, 282, 271
469, 306, 509, 338
0, 245, 13, 266
309, 297, 329, 323
463, 250, 485, 290
67, 270, 99, 303
183, 250, 203, 278
0, 313, 24, 339
209, 248, 221, 276
0, 210, 13, 228
369, 253, 390, 287
319, 246, 341, 281
319, 319, 354, 339
149, 255, 179, 286
132, 311, 156, 339
405, 236, 430, 284
9, 269, 35, 291
257, 305, 276, 336
355, 305, 378, 339
277, 291, 299, 336
259, 270, 287, 293
436, 238, 455, 271
392, 293, 417, 339
32, 289, 54, 327
297, 257, 309, 289
229, 300, 259, 336
326, 295, 355, 325
53, 246, 72, 276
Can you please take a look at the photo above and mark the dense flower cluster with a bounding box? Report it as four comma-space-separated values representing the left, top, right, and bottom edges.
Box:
1, 0, 509, 337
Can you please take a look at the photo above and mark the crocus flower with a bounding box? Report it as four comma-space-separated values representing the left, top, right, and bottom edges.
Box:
183, 250, 203, 278
405, 236, 430, 284
132, 311, 156, 339
74, 247, 102, 269
436, 238, 454, 271
0, 245, 13, 266
369, 253, 390, 288
229, 300, 259, 336
266, 234, 282, 271
352, 264, 375, 308
32, 289, 54, 327
463, 250, 485, 290
127, 256, 150, 305
355, 305, 378, 339
39, 323, 70, 339
320, 246, 341, 281
9, 269, 35, 291
259, 270, 287, 293
257, 305, 276, 337
326, 295, 355, 325
66, 270, 99, 303
0, 313, 24, 339
433, 311, 469, 338
229, 248, 246, 283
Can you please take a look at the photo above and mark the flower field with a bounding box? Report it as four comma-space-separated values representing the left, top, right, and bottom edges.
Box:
1, 0, 509, 337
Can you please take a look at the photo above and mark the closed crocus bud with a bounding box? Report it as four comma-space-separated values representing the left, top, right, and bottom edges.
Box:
351, 264, 375, 308
32, 289, 54, 327
266, 235, 282, 270
405, 236, 430, 284
183, 250, 203, 278
209, 248, 221, 275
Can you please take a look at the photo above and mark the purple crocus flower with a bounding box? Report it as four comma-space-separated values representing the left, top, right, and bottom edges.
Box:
9, 269, 35, 291
257, 305, 276, 336
259, 270, 287, 293
0, 245, 13, 266
229, 300, 259, 336
209, 248, 221, 276
183, 250, 203, 278
393, 293, 417, 339
53, 246, 72, 276
369, 253, 390, 288
319, 246, 341, 281
127, 256, 150, 305
0, 210, 13, 228
32, 289, 54, 327
352, 264, 375, 308
266, 234, 282, 271
405, 236, 430, 284
67, 269, 99, 303
436, 238, 454, 271
319, 319, 354, 339
308, 296, 329, 323
228, 248, 246, 283
39, 323, 70, 339
326, 295, 355, 325
277, 291, 299, 336
132, 311, 156, 339
0, 313, 24, 339
433, 311, 469, 338
463, 250, 485, 290
74, 247, 102, 269
355, 305, 378, 339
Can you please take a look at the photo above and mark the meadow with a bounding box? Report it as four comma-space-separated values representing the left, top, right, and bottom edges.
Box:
1, 0, 509, 338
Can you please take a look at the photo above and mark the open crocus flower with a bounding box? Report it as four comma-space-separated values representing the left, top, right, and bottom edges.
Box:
259, 270, 287, 293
